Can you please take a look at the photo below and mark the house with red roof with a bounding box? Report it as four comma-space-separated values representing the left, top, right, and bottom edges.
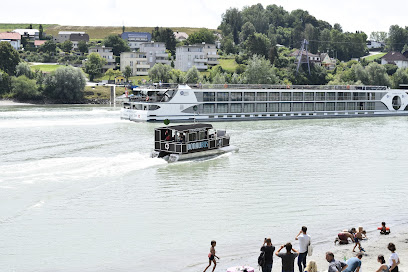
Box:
34, 40, 47, 48
381, 51, 408, 69
0, 32, 21, 50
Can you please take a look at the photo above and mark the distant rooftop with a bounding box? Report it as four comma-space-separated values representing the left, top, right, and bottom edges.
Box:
58, 31, 85, 35
0, 32, 21, 40
13, 29, 39, 35
121, 32, 152, 41
381, 51, 408, 62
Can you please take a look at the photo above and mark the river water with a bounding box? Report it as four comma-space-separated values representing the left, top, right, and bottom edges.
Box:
1, 105, 408, 272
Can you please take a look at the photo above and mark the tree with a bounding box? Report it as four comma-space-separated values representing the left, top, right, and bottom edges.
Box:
148, 63, 172, 82
218, 7, 243, 44
184, 66, 201, 83
39, 40, 57, 54
369, 31, 387, 42
365, 62, 391, 86
84, 52, 106, 81
387, 25, 408, 52
61, 40, 73, 53
0, 69, 12, 95
105, 68, 122, 81
15, 62, 33, 79
78, 40, 89, 53
187, 28, 216, 44
152, 27, 177, 55
333, 23, 343, 32
123, 65, 132, 82
241, 4, 269, 34
391, 68, 408, 88
11, 76, 41, 101
39, 24, 44, 40
44, 66, 86, 102
243, 54, 278, 84
239, 22, 256, 42
103, 35, 130, 56
244, 33, 271, 58
0, 41, 20, 76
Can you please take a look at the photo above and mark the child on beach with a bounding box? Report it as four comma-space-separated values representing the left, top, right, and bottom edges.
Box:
204, 240, 219, 272
352, 227, 366, 252
379, 222, 390, 235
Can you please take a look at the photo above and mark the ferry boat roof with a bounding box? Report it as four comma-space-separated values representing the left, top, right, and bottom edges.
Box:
158, 123, 213, 131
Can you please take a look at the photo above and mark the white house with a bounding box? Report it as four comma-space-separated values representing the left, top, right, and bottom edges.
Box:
175, 43, 219, 72
0, 32, 21, 50
13, 29, 39, 40
381, 51, 408, 69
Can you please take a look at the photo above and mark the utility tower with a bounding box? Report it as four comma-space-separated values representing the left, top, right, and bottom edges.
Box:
295, 39, 311, 75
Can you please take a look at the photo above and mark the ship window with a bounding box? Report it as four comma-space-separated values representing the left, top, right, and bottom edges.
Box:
281, 92, 291, 101
149, 105, 160, 110
368, 92, 376, 100
392, 96, 401, 110
305, 92, 314, 101
353, 92, 367, 100
203, 103, 215, 113
344, 92, 351, 100
269, 103, 279, 112
315, 102, 325, 111
269, 92, 280, 101
244, 103, 255, 113
217, 103, 229, 113
316, 92, 325, 101
327, 92, 336, 100
257, 92, 267, 101
347, 102, 356, 110
256, 103, 267, 112
293, 92, 303, 101
304, 103, 314, 111
244, 92, 255, 101
281, 103, 291, 111
188, 132, 197, 142
203, 92, 215, 101
338, 92, 345, 100
367, 102, 375, 110
230, 103, 242, 113
326, 102, 335, 111
198, 131, 207, 140
217, 92, 229, 101
231, 92, 242, 101
337, 102, 346, 111
293, 103, 303, 111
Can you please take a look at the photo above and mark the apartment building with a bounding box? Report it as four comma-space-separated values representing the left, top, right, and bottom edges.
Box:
120, 52, 150, 76
175, 43, 219, 72
54, 31, 89, 49
13, 29, 39, 40
88, 46, 115, 72
121, 32, 152, 51
140, 42, 170, 67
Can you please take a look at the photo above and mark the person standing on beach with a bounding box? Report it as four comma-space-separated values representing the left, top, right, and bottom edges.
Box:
261, 238, 275, 272
326, 251, 348, 272
203, 240, 219, 272
387, 243, 400, 272
275, 242, 299, 272
295, 226, 311, 272
344, 253, 363, 272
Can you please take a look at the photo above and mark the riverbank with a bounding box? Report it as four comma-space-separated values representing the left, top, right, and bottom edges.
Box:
0, 99, 32, 106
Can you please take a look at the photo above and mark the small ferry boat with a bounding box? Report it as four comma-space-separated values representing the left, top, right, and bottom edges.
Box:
120, 84, 408, 122
151, 123, 238, 163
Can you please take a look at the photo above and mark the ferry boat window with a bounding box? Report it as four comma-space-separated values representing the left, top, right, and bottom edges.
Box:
203, 104, 215, 113
367, 102, 375, 110
326, 102, 335, 111
281, 92, 291, 101
188, 132, 197, 142
230, 103, 242, 113
149, 105, 160, 110
198, 131, 207, 140
327, 92, 336, 101
269, 92, 280, 101
315, 102, 325, 111
269, 103, 279, 112
305, 92, 314, 101
257, 92, 267, 101
392, 96, 401, 110
256, 103, 267, 112
368, 92, 376, 100
304, 103, 314, 111
217, 92, 229, 101
217, 103, 229, 113
293, 92, 303, 101
244, 92, 255, 101
281, 103, 291, 112
337, 102, 346, 111
203, 92, 215, 101
337, 92, 345, 100
293, 103, 303, 111
353, 92, 367, 100
244, 103, 255, 112
231, 92, 242, 101
316, 92, 325, 101
347, 102, 356, 110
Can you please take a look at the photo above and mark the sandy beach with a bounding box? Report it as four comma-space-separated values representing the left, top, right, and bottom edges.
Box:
0, 99, 32, 106
289, 224, 407, 272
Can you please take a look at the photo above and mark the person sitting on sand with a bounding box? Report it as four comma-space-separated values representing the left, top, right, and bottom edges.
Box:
380, 222, 390, 235
305, 261, 317, 272
203, 240, 219, 272
376, 255, 389, 272
335, 231, 354, 245
326, 252, 348, 272
352, 227, 366, 252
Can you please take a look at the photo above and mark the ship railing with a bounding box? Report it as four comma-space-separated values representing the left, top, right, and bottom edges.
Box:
188, 84, 388, 91
155, 136, 230, 154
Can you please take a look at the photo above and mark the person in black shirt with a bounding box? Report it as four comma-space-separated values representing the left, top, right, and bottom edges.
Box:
261, 238, 276, 272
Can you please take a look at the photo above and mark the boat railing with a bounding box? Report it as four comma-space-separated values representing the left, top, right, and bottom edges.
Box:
155, 135, 230, 154
188, 84, 388, 91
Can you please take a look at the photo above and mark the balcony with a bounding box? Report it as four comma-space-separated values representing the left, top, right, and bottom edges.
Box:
194, 58, 208, 63
207, 60, 219, 65
136, 71, 149, 76
156, 59, 171, 65
136, 64, 150, 69
195, 65, 208, 70
156, 53, 169, 58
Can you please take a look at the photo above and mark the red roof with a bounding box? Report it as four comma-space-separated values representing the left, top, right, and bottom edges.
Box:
34, 40, 46, 46
0, 32, 21, 40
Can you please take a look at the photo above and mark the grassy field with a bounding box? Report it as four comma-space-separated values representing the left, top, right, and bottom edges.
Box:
83, 85, 127, 100
363, 53, 386, 61
0, 23, 57, 33
29, 64, 64, 73
218, 57, 238, 73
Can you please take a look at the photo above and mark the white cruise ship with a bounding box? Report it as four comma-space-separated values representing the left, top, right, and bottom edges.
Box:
120, 84, 408, 122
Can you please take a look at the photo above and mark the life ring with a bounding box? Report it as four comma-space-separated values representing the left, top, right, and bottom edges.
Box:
146, 96, 150, 101
224, 84, 228, 88
165, 143, 169, 150
377, 227, 390, 230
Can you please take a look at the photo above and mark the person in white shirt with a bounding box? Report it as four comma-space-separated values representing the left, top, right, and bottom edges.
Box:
388, 243, 400, 272
295, 226, 311, 272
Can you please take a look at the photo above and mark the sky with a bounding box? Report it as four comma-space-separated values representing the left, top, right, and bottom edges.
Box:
2, 0, 407, 36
